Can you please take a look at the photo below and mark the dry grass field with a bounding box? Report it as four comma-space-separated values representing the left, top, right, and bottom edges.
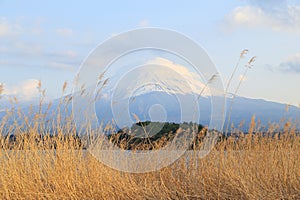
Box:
0, 110, 299, 200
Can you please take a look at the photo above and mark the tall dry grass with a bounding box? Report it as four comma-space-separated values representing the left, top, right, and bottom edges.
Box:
0, 106, 299, 199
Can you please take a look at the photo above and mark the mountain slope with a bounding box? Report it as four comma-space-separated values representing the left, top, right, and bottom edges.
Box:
1, 92, 299, 132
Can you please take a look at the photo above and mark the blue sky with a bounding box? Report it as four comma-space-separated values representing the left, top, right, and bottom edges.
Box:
0, 0, 300, 106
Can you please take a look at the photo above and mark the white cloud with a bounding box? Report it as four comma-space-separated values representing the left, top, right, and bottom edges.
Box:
138, 19, 150, 27
0, 18, 22, 37
143, 57, 210, 95
3, 79, 40, 101
49, 62, 74, 70
279, 53, 300, 73
0, 21, 10, 36
224, 1, 300, 32
106, 57, 223, 107
55, 28, 73, 37
46, 50, 78, 60
0, 17, 45, 37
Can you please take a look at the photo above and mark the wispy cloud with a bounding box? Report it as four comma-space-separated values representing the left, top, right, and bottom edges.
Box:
45, 50, 78, 61
145, 57, 210, 95
49, 62, 75, 70
0, 17, 44, 37
0, 18, 22, 37
0, 20, 10, 36
223, 0, 300, 32
103, 57, 219, 103
138, 19, 149, 27
46, 50, 79, 70
279, 53, 300, 73
3, 79, 40, 101
0, 40, 43, 57
0, 18, 80, 71
0, 40, 43, 59
55, 28, 73, 37
14, 41, 43, 56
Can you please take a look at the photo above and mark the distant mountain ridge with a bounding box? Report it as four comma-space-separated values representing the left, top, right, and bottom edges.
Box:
0, 92, 299, 132
95, 91, 299, 131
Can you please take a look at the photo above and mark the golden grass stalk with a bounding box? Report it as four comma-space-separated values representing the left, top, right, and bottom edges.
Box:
225, 56, 256, 136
